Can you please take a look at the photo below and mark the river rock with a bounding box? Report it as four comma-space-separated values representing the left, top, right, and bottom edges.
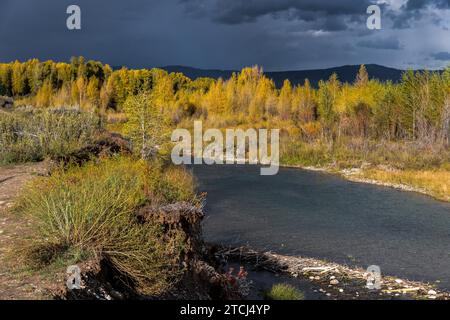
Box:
330, 279, 339, 285
427, 290, 437, 296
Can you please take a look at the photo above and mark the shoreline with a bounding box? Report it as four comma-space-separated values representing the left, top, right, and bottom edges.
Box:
281, 163, 449, 203
218, 246, 449, 300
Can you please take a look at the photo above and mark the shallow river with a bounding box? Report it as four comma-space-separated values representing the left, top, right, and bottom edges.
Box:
190, 165, 450, 290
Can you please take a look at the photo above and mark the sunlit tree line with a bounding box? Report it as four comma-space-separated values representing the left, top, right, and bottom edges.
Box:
1, 58, 449, 144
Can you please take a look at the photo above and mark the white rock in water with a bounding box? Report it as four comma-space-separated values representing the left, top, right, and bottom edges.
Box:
339, 289, 344, 293
330, 276, 336, 280
330, 279, 339, 285
427, 290, 437, 296
395, 279, 403, 284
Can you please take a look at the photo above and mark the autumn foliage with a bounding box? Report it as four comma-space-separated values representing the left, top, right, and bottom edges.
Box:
1, 58, 449, 169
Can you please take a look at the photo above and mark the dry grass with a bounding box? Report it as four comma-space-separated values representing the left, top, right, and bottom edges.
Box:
359, 169, 450, 202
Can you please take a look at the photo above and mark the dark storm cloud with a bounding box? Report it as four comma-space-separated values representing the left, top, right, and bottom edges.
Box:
0, 0, 448, 70
432, 52, 450, 61
404, 0, 450, 10
181, 0, 375, 30
0, 0, 180, 65
358, 37, 403, 50
390, 0, 450, 29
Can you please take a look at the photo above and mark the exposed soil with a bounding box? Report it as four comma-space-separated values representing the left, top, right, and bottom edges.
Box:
0, 161, 57, 300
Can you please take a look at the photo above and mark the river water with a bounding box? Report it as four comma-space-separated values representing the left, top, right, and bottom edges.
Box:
190, 164, 450, 290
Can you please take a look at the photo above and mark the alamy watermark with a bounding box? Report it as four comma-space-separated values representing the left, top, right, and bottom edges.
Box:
367, 5, 382, 30
66, 265, 81, 290
171, 121, 280, 176
66, 5, 81, 30
366, 265, 382, 290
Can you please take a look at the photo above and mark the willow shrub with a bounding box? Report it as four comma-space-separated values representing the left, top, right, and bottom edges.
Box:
0, 108, 101, 164
16, 156, 198, 295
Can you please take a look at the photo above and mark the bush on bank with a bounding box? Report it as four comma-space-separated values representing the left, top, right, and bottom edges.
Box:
15, 156, 198, 295
0, 107, 102, 165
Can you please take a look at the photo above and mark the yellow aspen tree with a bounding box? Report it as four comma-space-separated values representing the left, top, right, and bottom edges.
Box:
76, 76, 87, 108
278, 79, 293, 120
87, 76, 100, 107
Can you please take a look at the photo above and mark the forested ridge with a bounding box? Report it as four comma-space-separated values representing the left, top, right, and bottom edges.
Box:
1, 58, 449, 176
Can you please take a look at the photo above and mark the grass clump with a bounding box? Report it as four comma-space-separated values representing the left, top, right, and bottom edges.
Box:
265, 284, 305, 301
15, 156, 198, 295
0, 107, 102, 164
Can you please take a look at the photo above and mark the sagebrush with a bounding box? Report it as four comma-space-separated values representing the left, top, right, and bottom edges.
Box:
16, 156, 198, 295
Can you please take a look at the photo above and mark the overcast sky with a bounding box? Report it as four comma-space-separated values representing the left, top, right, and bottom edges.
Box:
0, 0, 449, 70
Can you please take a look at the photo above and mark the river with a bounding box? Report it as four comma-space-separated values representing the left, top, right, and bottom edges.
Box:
190, 164, 450, 291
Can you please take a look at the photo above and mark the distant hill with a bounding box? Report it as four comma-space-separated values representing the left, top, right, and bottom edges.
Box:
161, 64, 406, 88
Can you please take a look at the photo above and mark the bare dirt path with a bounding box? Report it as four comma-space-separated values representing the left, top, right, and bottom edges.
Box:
0, 162, 54, 300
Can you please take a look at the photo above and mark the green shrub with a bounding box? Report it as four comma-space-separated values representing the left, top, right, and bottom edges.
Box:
280, 138, 331, 167
0, 108, 102, 164
265, 284, 305, 301
15, 156, 198, 295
